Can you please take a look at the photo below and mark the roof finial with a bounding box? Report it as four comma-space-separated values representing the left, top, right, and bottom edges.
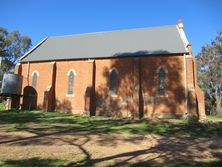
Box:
177, 19, 184, 29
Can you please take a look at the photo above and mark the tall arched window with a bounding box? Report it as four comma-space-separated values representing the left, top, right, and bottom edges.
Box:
109, 68, 118, 95
67, 69, 76, 95
158, 68, 166, 96
31, 71, 39, 89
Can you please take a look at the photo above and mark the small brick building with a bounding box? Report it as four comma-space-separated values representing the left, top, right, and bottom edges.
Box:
16, 20, 205, 119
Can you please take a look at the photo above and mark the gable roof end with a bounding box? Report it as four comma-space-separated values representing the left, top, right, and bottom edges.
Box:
20, 37, 48, 61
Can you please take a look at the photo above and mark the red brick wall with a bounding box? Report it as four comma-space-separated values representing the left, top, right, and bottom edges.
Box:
186, 57, 206, 120
55, 60, 93, 113
94, 55, 186, 118
20, 54, 186, 117
95, 58, 135, 117
141, 56, 186, 117
21, 62, 55, 109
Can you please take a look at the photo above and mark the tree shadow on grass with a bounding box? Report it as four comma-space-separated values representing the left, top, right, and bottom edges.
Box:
2, 157, 65, 167
0, 110, 44, 124
0, 112, 222, 167
1, 110, 222, 139
125, 159, 222, 167
64, 135, 222, 167
2, 156, 222, 167
0, 110, 70, 125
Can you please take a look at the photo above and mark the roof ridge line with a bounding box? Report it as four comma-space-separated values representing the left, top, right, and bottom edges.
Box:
49, 24, 176, 39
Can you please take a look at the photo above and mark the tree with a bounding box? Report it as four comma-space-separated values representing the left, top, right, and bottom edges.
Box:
197, 31, 222, 115
0, 27, 32, 82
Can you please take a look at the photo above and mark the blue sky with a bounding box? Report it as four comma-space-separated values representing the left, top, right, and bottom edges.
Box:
0, 0, 221, 55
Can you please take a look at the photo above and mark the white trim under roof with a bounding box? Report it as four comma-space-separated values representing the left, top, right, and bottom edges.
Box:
19, 37, 48, 61
176, 26, 189, 52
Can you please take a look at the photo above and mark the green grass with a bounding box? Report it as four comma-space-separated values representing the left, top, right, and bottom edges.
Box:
1, 158, 222, 167
130, 159, 222, 167
0, 110, 222, 137
207, 115, 222, 122
0, 102, 5, 111
0, 158, 65, 167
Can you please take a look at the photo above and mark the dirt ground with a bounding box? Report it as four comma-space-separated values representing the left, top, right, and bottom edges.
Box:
1, 130, 222, 167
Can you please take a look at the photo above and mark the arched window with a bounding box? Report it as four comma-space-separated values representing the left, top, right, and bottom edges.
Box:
31, 71, 39, 89
67, 69, 76, 95
158, 68, 166, 96
109, 68, 118, 95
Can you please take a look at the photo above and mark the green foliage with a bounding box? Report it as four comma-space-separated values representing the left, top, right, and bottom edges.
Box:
0, 27, 32, 81
197, 31, 222, 115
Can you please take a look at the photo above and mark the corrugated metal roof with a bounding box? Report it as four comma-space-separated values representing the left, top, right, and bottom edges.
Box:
20, 25, 188, 62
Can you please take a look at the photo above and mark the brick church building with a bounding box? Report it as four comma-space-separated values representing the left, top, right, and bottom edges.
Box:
15, 20, 205, 119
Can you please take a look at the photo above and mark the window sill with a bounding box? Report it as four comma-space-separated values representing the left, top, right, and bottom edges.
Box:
109, 93, 118, 98
66, 94, 75, 97
156, 94, 168, 98
110, 94, 118, 98
109, 90, 118, 98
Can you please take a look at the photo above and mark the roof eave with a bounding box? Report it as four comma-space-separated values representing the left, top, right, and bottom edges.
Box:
20, 52, 188, 63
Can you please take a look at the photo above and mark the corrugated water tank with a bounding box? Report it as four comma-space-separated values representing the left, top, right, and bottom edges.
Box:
0, 73, 23, 95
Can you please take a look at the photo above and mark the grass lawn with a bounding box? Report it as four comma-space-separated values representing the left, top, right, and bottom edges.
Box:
0, 109, 222, 167
0, 102, 5, 111
207, 115, 222, 122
